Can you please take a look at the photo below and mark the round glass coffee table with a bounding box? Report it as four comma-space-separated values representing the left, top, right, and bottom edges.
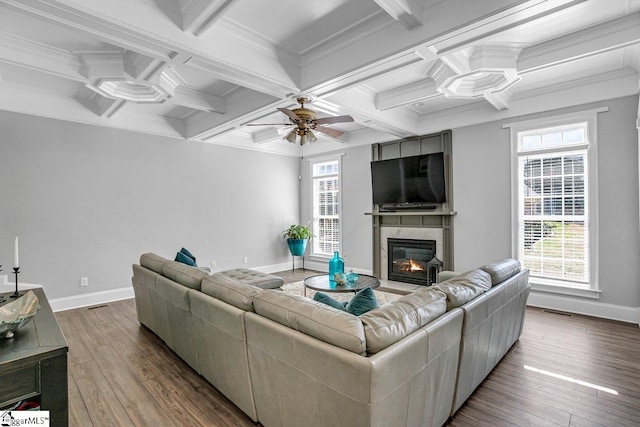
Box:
303, 274, 380, 297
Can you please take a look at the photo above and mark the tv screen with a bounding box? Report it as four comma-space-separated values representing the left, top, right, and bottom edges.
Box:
371, 152, 446, 206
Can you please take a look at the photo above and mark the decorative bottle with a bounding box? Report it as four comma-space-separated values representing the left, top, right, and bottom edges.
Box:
328, 251, 344, 284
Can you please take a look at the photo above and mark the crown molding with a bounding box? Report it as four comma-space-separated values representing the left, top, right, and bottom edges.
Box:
0, 31, 85, 82
518, 12, 640, 72
415, 68, 639, 135
182, 0, 239, 35
373, 0, 424, 30
0, 79, 187, 139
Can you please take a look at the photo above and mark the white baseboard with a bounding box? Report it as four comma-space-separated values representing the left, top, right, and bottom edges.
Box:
50, 286, 135, 312
302, 259, 373, 276
527, 291, 640, 326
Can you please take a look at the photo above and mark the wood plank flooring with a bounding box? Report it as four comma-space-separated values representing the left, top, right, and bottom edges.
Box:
54, 270, 640, 426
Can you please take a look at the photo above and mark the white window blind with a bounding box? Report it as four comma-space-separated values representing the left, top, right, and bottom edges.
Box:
516, 123, 591, 288
312, 160, 340, 256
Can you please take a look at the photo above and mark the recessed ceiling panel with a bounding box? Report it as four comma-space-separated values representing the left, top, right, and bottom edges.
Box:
517, 50, 627, 92
0, 64, 94, 99
0, 5, 119, 52
224, 0, 381, 53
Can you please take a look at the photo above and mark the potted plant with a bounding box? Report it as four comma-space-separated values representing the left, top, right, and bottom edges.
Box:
282, 224, 313, 256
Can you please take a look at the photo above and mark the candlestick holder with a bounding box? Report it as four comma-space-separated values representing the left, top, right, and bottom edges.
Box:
11, 267, 22, 299
0, 265, 5, 303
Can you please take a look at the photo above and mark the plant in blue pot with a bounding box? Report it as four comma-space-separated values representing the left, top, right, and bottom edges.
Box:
282, 224, 314, 256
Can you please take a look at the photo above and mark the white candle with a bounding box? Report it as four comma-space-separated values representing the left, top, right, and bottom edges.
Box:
14, 236, 19, 269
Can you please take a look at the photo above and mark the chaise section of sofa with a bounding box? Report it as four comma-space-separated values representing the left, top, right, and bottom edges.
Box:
435, 258, 530, 415
189, 275, 263, 421
245, 288, 463, 427
132, 253, 208, 371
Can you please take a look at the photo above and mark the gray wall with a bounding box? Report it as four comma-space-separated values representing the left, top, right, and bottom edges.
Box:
328, 96, 639, 310
2, 94, 638, 311
0, 112, 299, 299
299, 145, 373, 272
452, 95, 640, 308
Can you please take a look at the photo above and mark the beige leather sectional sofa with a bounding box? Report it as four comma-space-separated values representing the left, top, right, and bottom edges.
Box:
132, 253, 529, 427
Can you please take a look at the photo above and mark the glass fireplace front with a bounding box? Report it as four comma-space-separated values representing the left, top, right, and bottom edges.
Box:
388, 238, 438, 286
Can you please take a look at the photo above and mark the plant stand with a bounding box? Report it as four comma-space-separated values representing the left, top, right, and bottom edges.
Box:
291, 254, 305, 272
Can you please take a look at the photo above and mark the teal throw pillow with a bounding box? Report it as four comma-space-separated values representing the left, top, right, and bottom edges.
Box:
175, 251, 196, 266
179, 247, 197, 264
313, 292, 347, 311
346, 287, 379, 316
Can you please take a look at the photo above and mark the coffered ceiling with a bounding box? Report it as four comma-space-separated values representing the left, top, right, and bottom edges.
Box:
1, 0, 639, 156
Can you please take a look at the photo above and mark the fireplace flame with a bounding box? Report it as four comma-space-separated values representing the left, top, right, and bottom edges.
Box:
400, 259, 425, 272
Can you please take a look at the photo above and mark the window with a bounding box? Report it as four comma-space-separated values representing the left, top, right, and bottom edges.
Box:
507, 108, 605, 294
311, 158, 341, 257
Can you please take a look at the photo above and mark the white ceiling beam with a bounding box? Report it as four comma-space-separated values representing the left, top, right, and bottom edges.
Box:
416, 68, 639, 135
251, 127, 283, 144
169, 86, 226, 113
307, 50, 428, 98
0, 33, 85, 82
518, 12, 640, 73
373, 0, 424, 30
375, 79, 439, 110
483, 90, 513, 110
323, 88, 419, 138
185, 89, 282, 141
2, 0, 300, 97
301, 0, 586, 91
93, 96, 126, 118
428, 0, 589, 54
181, 0, 240, 36
373, 59, 455, 110
0, 80, 186, 139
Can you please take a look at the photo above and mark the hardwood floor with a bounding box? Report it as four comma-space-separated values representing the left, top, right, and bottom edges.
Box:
55, 270, 640, 426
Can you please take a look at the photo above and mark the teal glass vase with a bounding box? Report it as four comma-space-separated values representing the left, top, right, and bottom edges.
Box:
328, 251, 344, 284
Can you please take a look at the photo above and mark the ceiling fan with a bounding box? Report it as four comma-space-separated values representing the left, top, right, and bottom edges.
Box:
247, 97, 354, 145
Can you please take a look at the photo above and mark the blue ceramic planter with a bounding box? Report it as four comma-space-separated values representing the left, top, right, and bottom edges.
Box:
287, 238, 308, 256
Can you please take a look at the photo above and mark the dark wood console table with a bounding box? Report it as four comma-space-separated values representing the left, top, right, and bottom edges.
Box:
0, 287, 68, 425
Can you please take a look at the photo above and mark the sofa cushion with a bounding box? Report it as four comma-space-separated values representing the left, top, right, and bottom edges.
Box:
433, 269, 491, 310
313, 288, 380, 316
313, 292, 347, 311
345, 287, 379, 316
161, 260, 208, 290
201, 274, 262, 312
253, 290, 366, 354
140, 253, 169, 274
360, 288, 447, 354
481, 258, 521, 286
215, 268, 284, 289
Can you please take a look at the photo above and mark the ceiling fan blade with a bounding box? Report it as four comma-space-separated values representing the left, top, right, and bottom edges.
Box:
277, 107, 301, 121
315, 125, 344, 138
315, 115, 354, 125
246, 123, 293, 126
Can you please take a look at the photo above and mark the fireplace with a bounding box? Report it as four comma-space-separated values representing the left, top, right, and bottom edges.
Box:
388, 238, 441, 286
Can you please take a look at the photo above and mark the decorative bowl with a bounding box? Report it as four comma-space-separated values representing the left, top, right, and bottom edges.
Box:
0, 290, 40, 338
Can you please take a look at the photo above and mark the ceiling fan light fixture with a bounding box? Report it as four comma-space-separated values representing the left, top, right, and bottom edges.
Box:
284, 130, 297, 143
299, 133, 309, 145
308, 130, 318, 143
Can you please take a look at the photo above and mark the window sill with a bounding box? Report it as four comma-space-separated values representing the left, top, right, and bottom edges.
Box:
529, 280, 601, 299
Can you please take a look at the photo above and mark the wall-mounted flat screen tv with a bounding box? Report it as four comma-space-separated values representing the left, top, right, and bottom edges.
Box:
371, 152, 446, 207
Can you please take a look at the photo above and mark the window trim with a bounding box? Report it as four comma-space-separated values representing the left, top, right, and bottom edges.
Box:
504, 107, 607, 298
307, 153, 344, 259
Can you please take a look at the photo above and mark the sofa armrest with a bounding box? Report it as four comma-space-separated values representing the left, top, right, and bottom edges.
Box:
436, 270, 460, 283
